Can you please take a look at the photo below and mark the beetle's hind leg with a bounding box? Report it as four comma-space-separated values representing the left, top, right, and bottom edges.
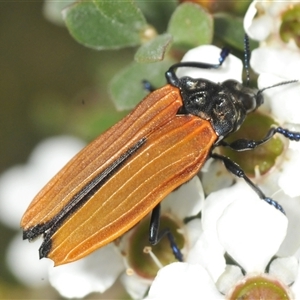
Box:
149, 203, 183, 262
211, 153, 285, 214
211, 125, 300, 214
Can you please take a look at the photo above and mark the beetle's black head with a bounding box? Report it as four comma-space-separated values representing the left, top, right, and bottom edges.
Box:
177, 77, 264, 140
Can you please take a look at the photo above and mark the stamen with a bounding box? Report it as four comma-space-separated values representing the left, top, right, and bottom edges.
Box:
126, 268, 134, 276
254, 165, 261, 181
143, 246, 164, 269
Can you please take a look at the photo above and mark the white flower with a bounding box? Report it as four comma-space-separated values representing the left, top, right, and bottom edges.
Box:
0, 136, 85, 230
244, 1, 300, 127
210, 182, 287, 274
244, 0, 299, 50
145, 262, 222, 299
145, 182, 300, 299
0, 136, 85, 287
243, 1, 300, 201
144, 36, 300, 294
251, 48, 300, 125
48, 243, 125, 298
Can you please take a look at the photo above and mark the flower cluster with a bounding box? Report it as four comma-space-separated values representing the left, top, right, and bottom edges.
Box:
244, 0, 300, 258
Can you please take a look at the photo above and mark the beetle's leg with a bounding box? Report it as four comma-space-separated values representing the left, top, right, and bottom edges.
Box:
149, 203, 183, 262
211, 153, 285, 214
142, 80, 156, 93
219, 127, 300, 151
275, 127, 300, 141
166, 48, 230, 87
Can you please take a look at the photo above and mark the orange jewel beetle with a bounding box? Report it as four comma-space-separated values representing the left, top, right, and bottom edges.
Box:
21, 39, 299, 266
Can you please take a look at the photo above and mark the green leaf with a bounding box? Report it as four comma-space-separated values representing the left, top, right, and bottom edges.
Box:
110, 60, 174, 110
134, 33, 173, 63
167, 2, 213, 51
93, 0, 146, 29
63, 0, 148, 50
135, 0, 177, 33
214, 13, 258, 51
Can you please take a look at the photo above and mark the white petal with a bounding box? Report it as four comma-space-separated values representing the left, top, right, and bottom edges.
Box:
267, 2, 295, 16
177, 45, 243, 83
244, 1, 272, 41
0, 165, 42, 229
184, 218, 203, 251
161, 176, 204, 219
216, 265, 243, 295
49, 243, 124, 298
251, 48, 300, 79
269, 256, 298, 286
0, 136, 85, 229
201, 159, 234, 195
243, 1, 258, 37
120, 273, 151, 300
277, 194, 300, 257
186, 231, 226, 282
278, 149, 300, 197
6, 233, 52, 287
145, 262, 222, 299
257, 73, 300, 124
202, 184, 242, 234
29, 136, 85, 173
217, 183, 288, 273
288, 124, 300, 151
291, 261, 300, 299
248, 16, 273, 41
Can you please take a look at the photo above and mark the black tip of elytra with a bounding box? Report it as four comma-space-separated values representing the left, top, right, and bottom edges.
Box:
23, 227, 37, 241
23, 224, 46, 241
22, 230, 30, 240
39, 238, 52, 259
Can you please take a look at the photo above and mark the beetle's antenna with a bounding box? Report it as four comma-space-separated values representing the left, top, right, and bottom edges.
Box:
257, 80, 298, 96
244, 34, 251, 87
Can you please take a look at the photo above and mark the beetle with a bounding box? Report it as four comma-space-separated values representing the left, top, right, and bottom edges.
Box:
21, 42, 299, 266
